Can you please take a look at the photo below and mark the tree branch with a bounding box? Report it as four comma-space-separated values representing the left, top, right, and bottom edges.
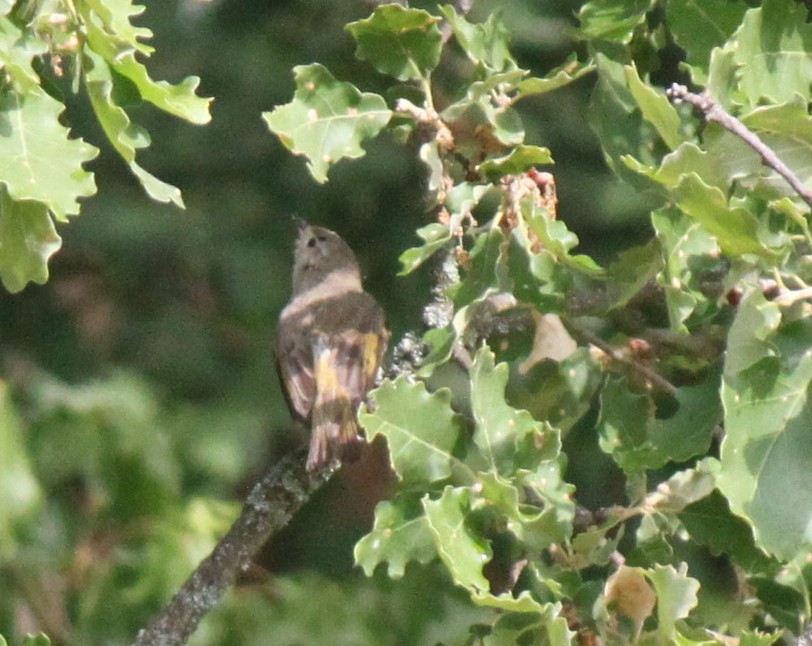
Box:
132, 449, 331, 646
667, 84, 812, 209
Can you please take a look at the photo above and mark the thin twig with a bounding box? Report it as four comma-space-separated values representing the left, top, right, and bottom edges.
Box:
132, 449, 331, 646
667, 84, 812, 209
568, 323, 679, 396
775, 286, 812, 307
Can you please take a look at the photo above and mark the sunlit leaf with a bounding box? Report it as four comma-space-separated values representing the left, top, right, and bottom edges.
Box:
478, 145, 553, 180
439, 6, 516, 72
645, 563, 700, 640
671, 174, 774, 258
666, 0, 748, 84
398, 223, 451, 274
733, 0, 812, 106
423, 486, 491, 592
469, 347, 548, 474
720, 315, 812, 558
263, 64, 392, 183
0, 193, 60, 293
354, 496, 436, 578
361, 377, 464, 484
85, 51, 184, 207
578, 0, 655, 44
0, 87, 97, 219
346, 4, 442, 81
515, 56, 595, 100
624, 64, 683, 150
0, 17, 46, 92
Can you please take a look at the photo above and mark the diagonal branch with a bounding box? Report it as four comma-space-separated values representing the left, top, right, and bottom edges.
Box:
667, 84, 812, 209
131, 449, 331, 646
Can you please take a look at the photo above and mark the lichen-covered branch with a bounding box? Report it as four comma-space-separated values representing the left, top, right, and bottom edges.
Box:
667, 84, 812, 209
132, 450, 331, 646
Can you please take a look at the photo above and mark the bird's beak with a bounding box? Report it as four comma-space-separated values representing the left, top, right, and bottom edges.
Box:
291, 214, 308, 232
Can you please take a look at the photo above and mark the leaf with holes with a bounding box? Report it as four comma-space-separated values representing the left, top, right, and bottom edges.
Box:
264, 64, 392, 183
360, 377, 464, 484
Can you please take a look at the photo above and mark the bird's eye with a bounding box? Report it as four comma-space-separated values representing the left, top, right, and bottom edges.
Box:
317, 235, 327, 242
307, 237, 317, 248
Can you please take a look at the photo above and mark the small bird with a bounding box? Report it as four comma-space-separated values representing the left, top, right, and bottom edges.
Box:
275, 220, 389, 471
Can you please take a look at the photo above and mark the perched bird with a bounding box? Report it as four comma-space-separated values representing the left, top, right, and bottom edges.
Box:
275, 220, 388, 471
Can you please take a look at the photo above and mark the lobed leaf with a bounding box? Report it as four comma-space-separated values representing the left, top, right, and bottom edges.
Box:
0, 193, 60, 293
577, 0, 655, 44
0, 88, 97, 220
423, 486, 491, 592
720, 314, 812, 558
263, 64, 392, 184
733, 0, 812, 107
346, 4, 442, 81
0, 17, 47, 93
438, 6, 516, 72
360, 377, 463, 484
85, 51, 184, 207
469, 347, 548, 474
665, 0, 748, 85
478, 145, 553, 181
354, 497, 436, 578
398, 223, 451, 275
645, 563, 700, 640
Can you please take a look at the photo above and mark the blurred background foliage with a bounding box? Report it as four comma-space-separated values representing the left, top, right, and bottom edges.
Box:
0, 0, 653, 642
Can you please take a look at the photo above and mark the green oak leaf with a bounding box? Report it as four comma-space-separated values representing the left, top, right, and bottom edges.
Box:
478, 145, 553, 180
588, 54, 663, 189
81, 0, 154, 56
724, 291, 780, 375
346, 4, 442, 81
643, 458, 718, 515
469, 346, 549, 474
651, 207, 721, 331
578, 0, 655, 43
680, 490, 774, 572
354, 496, 436, 578
0, 382, 43, 559
398, 223, 451, 275
666, 0, 748, 85
0, 88, 97, 220
80, 2, 210, 124
423, 486, 491, 592
605, 238, 663, 311
85, 51, 183, 207
484, 607, 574, 646
598, 370, 721, 473
671, 173, 774, 258
0, 193, 60, 293
524, 203, 604, 276
438, 6, 516, 72
515, 56, 595, 100
360, 377, 464, 484
110, 55, 211, 124
624, 64, 683, 150
264, 64, 392, 184
450, 228, 505, 308
733, 0, 812, 106
739, 97, 812, 203
720, 316, 812, 558
645, 563, 700, 640
0, 17, 47, 93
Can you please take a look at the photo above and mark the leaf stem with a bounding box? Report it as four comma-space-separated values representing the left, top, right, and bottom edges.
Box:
667, 84, 812, 210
